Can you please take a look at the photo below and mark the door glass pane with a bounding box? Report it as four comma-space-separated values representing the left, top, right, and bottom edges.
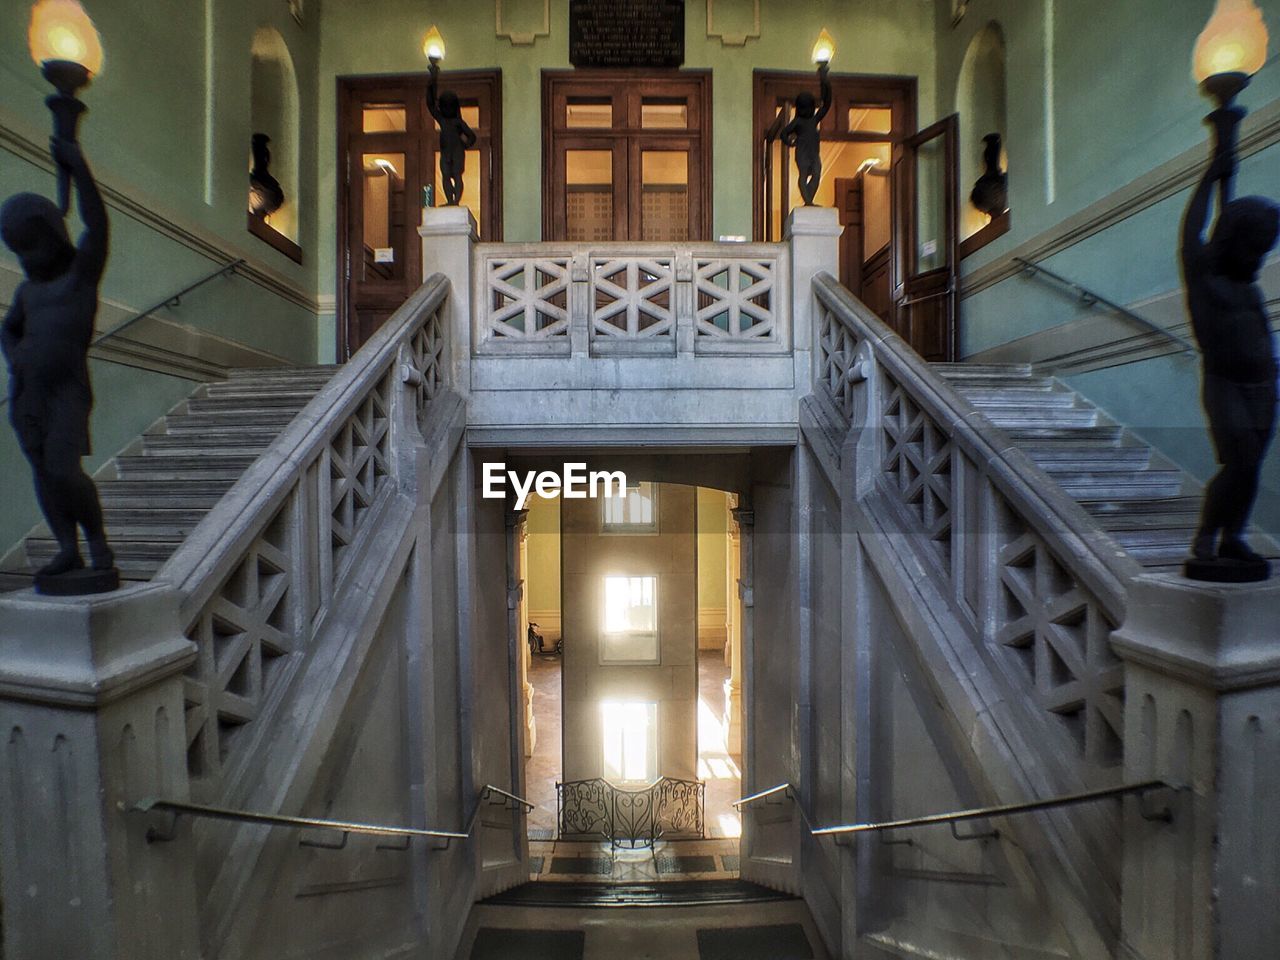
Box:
566, 98, 613, 128
434, 149, 483, 238
566, 149, 614, 242
363, 103, 406, 132
641, 98, 687, 129
361, 152, 406, 281
915, 136, 947, 273
641, 150, 688, 242
847, 105, 893, 134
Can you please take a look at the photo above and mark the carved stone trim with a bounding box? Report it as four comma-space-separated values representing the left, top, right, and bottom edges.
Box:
496, 0, 550, 46
706, 0, 760, 47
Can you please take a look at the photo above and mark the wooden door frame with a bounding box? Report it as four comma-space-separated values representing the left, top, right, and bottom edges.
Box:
751, 70, 917, 242
336, 70, 503, 360
893, 114, 960, 362
540, 69, 713, 242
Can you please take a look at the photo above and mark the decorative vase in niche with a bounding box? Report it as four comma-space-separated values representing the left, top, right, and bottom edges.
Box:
249, 133, 285, 218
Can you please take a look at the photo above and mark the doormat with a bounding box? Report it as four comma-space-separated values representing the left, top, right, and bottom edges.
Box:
548, 856, 613, 875
470, 928, 585, 960
655, 854, 718, 875
696, 923, 813, 960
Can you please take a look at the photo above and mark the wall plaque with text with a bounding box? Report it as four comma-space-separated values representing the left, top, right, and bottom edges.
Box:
569, 0, 685, 69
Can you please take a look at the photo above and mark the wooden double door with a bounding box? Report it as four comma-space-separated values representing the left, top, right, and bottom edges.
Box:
754, 72, 959, 361
542, 72, 712, 242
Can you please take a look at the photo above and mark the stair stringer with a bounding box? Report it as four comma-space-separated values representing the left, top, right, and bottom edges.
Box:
846, 484, 1121, 960
793, 400, 1121, 958
189, 396, 480, 960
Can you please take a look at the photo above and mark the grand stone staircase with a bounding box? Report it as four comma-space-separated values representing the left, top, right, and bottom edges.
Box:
2, 365, 337, 583
934, 361, 1277, 572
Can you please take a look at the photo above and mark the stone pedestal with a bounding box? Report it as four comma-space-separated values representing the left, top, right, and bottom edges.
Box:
0, 583, 200, 960
785, 207, 842, 405
420, 206, 477, 396
1112, 574, 1280, 960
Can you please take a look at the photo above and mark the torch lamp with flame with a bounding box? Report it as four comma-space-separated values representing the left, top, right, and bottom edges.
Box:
1193, 0, 1270, 202
27, 0, 104, 213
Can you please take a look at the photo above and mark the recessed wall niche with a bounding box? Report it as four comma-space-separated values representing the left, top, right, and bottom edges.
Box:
956, 20, 1010, 256
249, 26, 301, 260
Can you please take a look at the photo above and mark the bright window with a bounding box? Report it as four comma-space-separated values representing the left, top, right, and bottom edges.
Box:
601, 700, 657, 783
601, 575, 659, 662
602, 481, 657, 531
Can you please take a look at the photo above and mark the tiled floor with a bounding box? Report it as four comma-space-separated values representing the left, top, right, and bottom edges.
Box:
460, 900, 830, 960
529, 838, 742, 883
524, 649, 743, 841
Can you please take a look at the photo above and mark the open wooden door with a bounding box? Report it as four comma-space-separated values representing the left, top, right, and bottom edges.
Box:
892, 114, 958, 362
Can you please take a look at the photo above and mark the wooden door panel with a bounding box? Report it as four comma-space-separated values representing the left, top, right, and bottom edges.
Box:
339, 71, 501, 359
543, 71, 712, 242
893, 114, 959, 362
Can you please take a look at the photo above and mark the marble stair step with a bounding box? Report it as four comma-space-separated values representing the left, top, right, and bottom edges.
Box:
1051, 470, 1184, 499
95, 479, 235, 504
1025, 446, 1152, 471
114, 454, 259, 480
971, 405, 1100, 427
164, 410, 301, 432
932, 362, 1034, 379
186, 393, 315, 413
142, 433, 274, 455
953, 386, 1080, 406
224, 364, 338, 380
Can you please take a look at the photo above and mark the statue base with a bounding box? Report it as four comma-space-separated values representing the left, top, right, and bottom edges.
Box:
35, 566, 121, 596
1183, 556, 1271, 583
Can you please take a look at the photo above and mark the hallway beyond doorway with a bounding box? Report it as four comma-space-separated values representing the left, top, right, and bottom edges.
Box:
524, 650, 741, 841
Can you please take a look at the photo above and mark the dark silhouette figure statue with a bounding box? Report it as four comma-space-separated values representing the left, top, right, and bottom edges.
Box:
781, 63, 832, 206
427, 62, 476, 207
1181, 144, 1280, 581
1, 137, 118, 594
970, 132, 1008, 218
249, 133, 285, 218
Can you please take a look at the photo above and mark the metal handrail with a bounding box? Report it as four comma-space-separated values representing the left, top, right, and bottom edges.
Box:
92, 258, 246, 349
1012, 256, 1196, 355
1, 258, 249, 408
735, 780, 1175, 840
134, 783, 534, 849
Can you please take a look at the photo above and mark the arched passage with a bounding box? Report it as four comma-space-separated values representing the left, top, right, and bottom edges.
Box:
957, 21, 1009, 242
250, 26, 301, 243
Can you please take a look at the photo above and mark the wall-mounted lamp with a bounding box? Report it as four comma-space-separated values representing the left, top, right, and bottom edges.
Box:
1194, 0, 1269, 107
1193, 0, 1270, 202
811, 28, 836, 66
28, 0, 103, 212
423, 24, 446, 65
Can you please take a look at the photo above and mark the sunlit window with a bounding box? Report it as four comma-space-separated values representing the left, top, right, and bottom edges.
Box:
601, 700, 657, 783
601, 575, 659, 662
602, 481, 657, 531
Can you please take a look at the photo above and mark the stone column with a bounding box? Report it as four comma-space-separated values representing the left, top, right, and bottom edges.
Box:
515, 511, 536, 756
784, 206, 842, 400
1112, 574, 1280, 960
420, 206, 477, 397
723, 494, 743, 755
732, 506, 756, 792
0, 584, 201, 960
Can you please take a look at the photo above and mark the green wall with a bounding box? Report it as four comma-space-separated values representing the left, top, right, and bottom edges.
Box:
315, 0, 938, 296
0, 0, 323, 552
935, 0, 1280, 532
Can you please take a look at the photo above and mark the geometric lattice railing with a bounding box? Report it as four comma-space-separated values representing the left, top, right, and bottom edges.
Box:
812, 273, 1139, 779
475, 243, 788, 356
158, 276, 451, 801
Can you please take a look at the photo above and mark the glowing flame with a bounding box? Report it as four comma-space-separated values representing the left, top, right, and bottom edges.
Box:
422, 24, 446, 62
811, 28, 835, 65
28, 0, 103, 74
1193, 0, 1269, 83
